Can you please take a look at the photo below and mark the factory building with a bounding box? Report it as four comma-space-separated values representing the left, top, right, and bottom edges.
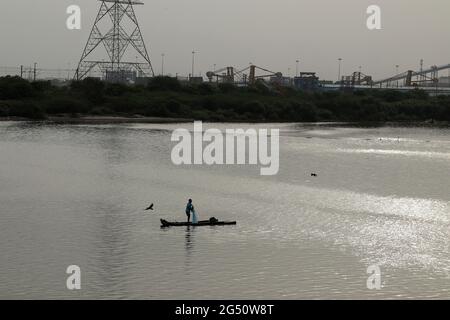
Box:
294, 72, 320, 91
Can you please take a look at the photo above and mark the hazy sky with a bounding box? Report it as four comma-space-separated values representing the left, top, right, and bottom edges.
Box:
1, 0, 450, 80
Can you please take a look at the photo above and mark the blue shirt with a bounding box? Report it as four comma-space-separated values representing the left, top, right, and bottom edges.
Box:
186, 203, 193, 213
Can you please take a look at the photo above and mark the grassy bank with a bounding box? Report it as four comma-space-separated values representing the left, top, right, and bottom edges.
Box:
1, 75, 450, 122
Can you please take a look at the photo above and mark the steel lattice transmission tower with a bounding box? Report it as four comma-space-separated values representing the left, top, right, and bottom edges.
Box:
75, 0, 154, 81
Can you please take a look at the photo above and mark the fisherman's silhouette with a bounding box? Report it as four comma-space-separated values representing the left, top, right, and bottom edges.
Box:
186, 199, 194, 222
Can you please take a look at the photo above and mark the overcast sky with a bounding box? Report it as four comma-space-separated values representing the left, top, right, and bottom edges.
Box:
1, 0, 450, 80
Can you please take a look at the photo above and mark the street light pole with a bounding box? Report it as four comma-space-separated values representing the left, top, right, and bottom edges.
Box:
191, 50, 196, 78
338, 58, 343, 84
296, 60, 300, 77
396, 65, 399, 87
161, 53, 165, 76
33, 62, 37, 82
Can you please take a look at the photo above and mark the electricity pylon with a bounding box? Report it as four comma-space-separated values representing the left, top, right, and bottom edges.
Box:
75, 0, 154, 81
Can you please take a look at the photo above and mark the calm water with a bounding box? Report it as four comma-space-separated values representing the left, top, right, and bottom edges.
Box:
0, 121, 449, 299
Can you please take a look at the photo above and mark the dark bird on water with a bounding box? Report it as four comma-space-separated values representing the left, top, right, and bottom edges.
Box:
311, 173, 318, 177
145, 203, 154, 211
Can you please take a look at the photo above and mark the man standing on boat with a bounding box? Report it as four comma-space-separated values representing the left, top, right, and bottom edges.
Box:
186, 199, 194, 223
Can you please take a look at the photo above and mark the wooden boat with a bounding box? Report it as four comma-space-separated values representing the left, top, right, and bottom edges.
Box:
160, 218, 237, 228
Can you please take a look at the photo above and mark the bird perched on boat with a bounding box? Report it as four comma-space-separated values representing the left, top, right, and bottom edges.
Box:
145, 203, 154, 211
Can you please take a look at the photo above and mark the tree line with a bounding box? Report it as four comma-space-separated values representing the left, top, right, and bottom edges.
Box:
1, 75, 450, 122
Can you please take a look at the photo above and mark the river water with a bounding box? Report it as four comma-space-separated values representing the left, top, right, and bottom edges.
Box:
0, 121, 449, 299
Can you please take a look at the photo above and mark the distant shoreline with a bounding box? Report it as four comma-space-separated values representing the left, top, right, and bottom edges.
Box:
0, 115, 193, 124
1, 116, 448, 128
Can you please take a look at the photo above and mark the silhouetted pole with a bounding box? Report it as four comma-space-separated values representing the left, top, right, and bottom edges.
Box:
396, 65, 399, 88
161, 53, 165, 76
191, 50, 196, 78
33, 63, 37, 81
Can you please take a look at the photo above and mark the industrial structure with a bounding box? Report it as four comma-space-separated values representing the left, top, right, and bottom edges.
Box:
206, 65, 284, 86
205, 65, 319, 90
294, 72, 320, 91
331, 61, 450, 95
372, 63, 450, 88
338, 71, 373, 91
203, 62, 450, 93
74, 0, 154, 83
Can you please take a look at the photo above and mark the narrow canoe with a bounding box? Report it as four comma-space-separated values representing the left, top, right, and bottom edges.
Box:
160, 218, 236, 228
